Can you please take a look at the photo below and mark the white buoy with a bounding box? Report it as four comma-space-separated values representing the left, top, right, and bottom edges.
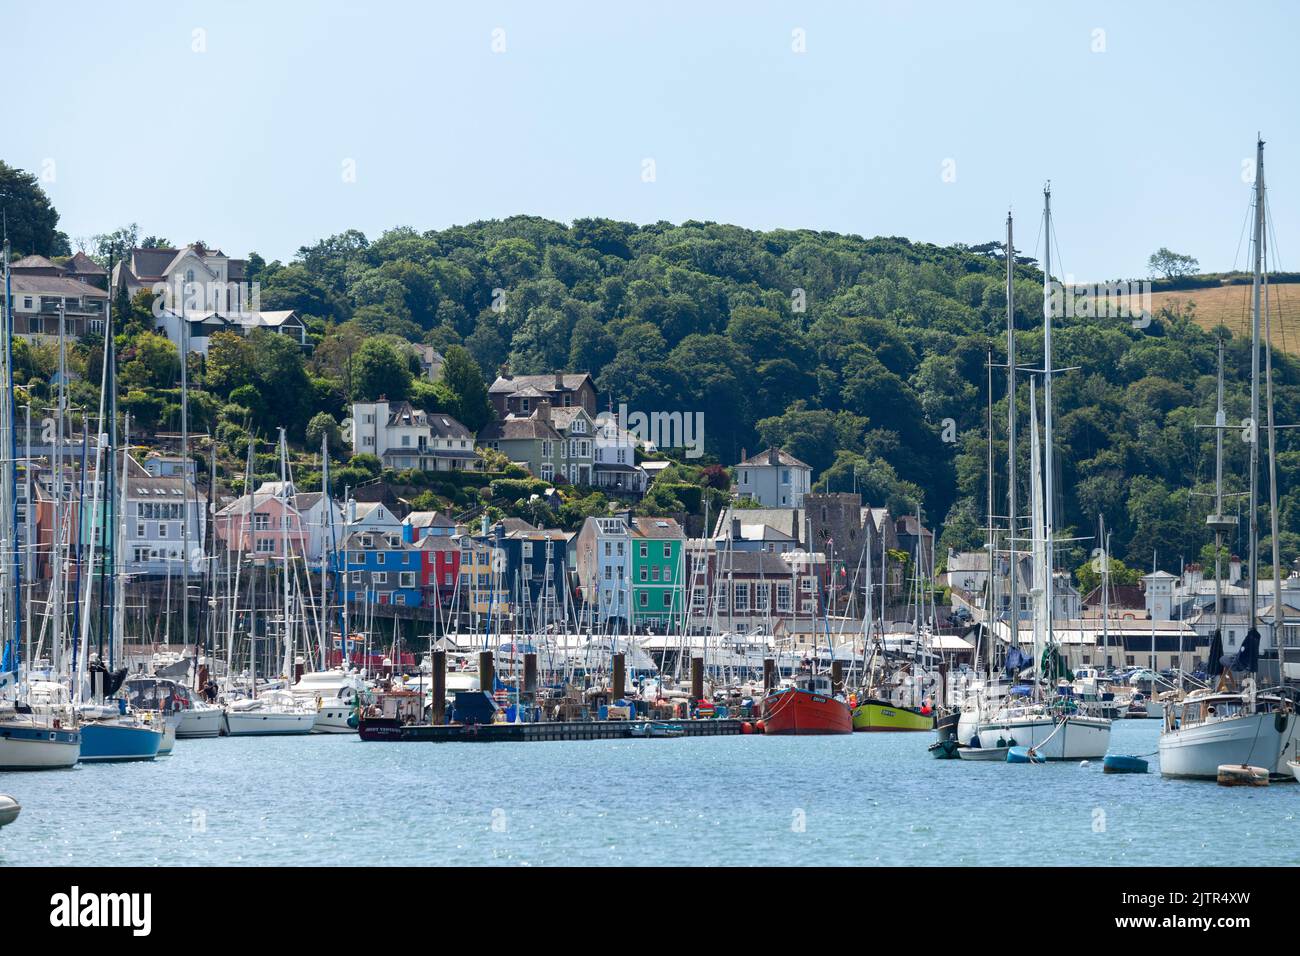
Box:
1217, 764, 1268, 787
1080, 760, 1090, 767
0, 794, 21, 828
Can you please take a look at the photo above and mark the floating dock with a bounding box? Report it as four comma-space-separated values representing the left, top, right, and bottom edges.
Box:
359, 718, 745, 743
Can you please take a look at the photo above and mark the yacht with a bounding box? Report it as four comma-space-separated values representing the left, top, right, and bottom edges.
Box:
290, 669, 370, 733
1160, 684, 1291, 779
126, 675, 222, 740
223, 689, 317, 736
0, 700, 81, 770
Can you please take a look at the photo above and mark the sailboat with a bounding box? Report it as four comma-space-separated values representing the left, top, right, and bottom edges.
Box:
1158, 139, 1295, 779
0, 239, 82, 769
970, 185, 1111, 761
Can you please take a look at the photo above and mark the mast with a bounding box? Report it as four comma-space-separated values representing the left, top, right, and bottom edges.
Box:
1260, 153, 1284, 663
180, 294, 192, 684
1004, 211, 1018, 673
1206, 339, 1236, 677
1247, 138, 1263, 648
1040, 184, 1056, 655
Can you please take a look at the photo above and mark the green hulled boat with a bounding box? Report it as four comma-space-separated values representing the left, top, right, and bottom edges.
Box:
851, 699, 935, 732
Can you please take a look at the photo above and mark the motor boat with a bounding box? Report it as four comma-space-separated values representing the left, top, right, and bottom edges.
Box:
290, 668, 370, 733
1158, 685, 1293, 780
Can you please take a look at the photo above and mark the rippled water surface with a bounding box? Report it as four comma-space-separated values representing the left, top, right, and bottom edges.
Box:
3, 719, 1297, 866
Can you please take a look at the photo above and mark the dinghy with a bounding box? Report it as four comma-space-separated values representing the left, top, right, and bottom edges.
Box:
1217, 763, 1269, 787
957, 744, 1009, 761
1289, 760, 1299, 783
1102, 754, 1149, 774
1007, 745, 1045, 764
0, 794, 20, 828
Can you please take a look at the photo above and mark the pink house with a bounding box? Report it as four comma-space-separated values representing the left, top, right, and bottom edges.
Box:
215, 487, 310, 560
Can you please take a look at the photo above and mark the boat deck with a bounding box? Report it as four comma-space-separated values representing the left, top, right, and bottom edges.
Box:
360, 718, 745, 743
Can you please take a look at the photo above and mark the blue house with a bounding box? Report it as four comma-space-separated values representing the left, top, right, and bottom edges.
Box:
476, 521, 570, 629
338, 529, 424, 608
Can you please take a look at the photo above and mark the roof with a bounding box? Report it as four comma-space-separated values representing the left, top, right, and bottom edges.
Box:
65, 252, 107, 276
489, 373, 594, 395
427, 413, 472, 439
630, 516, 684, 539
724, 551, 797, 576
1082, 584, 1146, 609
9, 254, 62, 272
727, 523, 795, 543
478, 416, 561, 441
715, 506, 802, 541
405, 511, 456, 529
10, 274, 109, 299
548, 406, 592, 430
737, 447, 811, 469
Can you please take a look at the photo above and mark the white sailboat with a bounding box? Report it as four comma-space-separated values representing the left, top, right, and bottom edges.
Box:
1158, 139, 1295, 779
973, 185, 1111, 761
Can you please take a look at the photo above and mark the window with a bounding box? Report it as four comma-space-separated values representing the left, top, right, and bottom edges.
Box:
734, 583, 749, 611
373, 572, 387, 584
639, 591, 648, 608
777, 584, 792, 612
663, 543, 671, 558
400, 572, 415, 587
692, 587, 706, 610
523, 541, 533, 559
394, 593, 406, 606
253, 514, 269, 531
604, 566, 612, 580
540, 464, 554, 481
158, 524, 167, 537
663, 592, 671, 608
376, 553, 385, 565
756, 583, 771, 610
639, 566, 648, 582
255, 538, 275, 553
351, 571, 362, 583
639, 543, 648, 558
604, 542, 611, 556
651, 566, 660, 581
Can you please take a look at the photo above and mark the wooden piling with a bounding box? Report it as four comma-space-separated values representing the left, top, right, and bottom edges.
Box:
763, 657, 776, 693
431, 650, 446, 724
831, 660, 844, 696
479, 651, 495, 698
612, 652, 625, 701
691, 657, 704, 702
523, 652, 538, 701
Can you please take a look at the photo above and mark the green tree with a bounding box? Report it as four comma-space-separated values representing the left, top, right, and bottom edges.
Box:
441, 345, 492, 431
350, 338, 412, 401
0, 160, 69, 256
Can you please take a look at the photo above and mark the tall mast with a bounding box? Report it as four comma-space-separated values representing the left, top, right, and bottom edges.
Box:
1247, 139, 1263, 646
1261, 156, 1284, 662
1004, 211, 1018, 668
1204, 340, 1237, 678
1040, 184, 1056, 651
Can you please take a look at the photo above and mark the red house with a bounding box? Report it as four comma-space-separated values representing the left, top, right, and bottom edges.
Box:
418, 537, 461, 608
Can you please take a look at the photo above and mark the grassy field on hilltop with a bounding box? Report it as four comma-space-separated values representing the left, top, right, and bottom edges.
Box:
1124, 280, 1300, 352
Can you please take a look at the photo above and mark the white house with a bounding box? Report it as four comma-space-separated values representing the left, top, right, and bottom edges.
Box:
736, 447, 811, 508
575, 514, 632, 626
592, 414, 648, 494
350, 399, 478, 472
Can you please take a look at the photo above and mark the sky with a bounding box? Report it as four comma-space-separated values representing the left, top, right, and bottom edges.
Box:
4, 0, 1298, 281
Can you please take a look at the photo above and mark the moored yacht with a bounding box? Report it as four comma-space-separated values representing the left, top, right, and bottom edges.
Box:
1159, 684, 1291, 779
290, 668, 370, 733
223, 689, 317, 736
0, 703, 81, 770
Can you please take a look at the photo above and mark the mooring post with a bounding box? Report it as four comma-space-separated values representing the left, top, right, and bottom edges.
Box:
524, 651, 538, 701
691, 656, 704, 703
431, 650, 446, 724
763, 657, 776, 693
831, 660, 844, 696
479, 651, 495, 702
612, 652, 625, 701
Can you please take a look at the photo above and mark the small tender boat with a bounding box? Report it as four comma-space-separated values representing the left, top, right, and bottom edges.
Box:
1217, 763, 1269, 787
1102, 753, 1149, 774
957, 744, 1009, 761
0, 794, 20, 827
928, 739, 961, 759
1007, 745, 1045, 764
1289, 759, 1299, 783
761, 673, 852, 736
630, 722, 685, 739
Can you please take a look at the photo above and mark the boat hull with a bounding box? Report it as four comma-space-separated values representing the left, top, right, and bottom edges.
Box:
175, 706, 223, 739
852, 699, 933, 732
311, 705, 357, 734
1158, 711, 1287, 780
222, 709, 316, 736
79, 721, 162, 763
1289, 760, 1300, 783
0, 722, 81, 770
973, 714, 1111, 760
957, 744, 1009, 761
762, 688, 851, 735
157, 714, 180, 755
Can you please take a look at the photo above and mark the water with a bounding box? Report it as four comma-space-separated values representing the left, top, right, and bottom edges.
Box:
3, 720, 1297, 866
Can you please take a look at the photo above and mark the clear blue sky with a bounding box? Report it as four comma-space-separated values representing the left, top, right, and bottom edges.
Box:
7, 0, 1298, 280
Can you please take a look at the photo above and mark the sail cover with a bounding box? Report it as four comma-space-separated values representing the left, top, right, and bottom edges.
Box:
1232, 628, 1260, 673
1207, 629, 1225, 675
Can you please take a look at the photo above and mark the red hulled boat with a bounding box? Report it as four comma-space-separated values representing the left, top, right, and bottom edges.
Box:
762, 673, 852, 735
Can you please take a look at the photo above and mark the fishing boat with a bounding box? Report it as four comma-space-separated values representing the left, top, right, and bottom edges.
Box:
630, 722, 685, 738
852, 698, 934, 731
761, 672, 851, 735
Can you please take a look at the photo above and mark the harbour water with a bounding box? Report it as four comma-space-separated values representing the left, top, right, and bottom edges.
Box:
3, 720, 1297, 866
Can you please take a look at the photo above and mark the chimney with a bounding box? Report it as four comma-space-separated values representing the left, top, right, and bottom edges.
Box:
732, 518, 741, 540
1229, 554, 1242, 584
768, 447, 780, 466
554, 371, 563, 391
534, 399, 551, 423
498, 364, 511, 379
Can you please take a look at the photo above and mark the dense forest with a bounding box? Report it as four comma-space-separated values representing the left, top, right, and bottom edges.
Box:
5, 158, 1299, 577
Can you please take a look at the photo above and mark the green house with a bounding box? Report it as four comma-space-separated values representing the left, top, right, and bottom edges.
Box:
629, 516, 685, 626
